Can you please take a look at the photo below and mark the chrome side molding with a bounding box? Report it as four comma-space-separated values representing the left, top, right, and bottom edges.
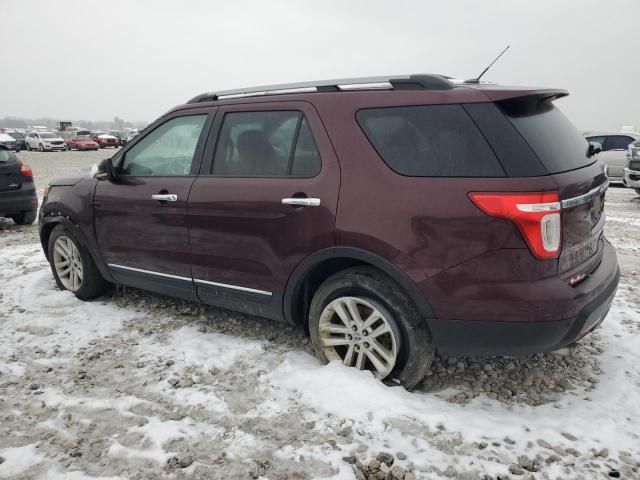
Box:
107, 263, 272, 296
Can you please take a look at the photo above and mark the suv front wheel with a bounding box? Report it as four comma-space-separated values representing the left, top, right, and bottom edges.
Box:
309, 266, 434, 390
47, 224, 111, 300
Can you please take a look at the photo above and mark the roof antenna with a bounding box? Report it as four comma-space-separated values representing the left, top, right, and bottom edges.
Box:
465, 45, 510, 84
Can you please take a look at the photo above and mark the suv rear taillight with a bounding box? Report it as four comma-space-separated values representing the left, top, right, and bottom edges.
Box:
469, 192, 562, 260
19, 159, 33, 177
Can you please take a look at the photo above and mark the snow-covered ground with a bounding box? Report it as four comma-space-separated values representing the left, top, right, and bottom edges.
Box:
0, 151, 639, 479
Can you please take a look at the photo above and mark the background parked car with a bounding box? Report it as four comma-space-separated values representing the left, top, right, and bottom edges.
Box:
24, 131, 67, 151
0, 146, 37, 225
5, 131, 26, 151
623, 140, 640, 194
65, 130, 100, 151
585, 132, 639, 182
0, 133, 17, 151
90, 131, 119, 148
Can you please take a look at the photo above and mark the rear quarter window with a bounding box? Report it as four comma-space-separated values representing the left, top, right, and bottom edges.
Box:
356, 105, 505, 177
498, 100, 594, 174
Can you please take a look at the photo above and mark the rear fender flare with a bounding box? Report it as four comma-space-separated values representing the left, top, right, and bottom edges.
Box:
283, 246, 435, 325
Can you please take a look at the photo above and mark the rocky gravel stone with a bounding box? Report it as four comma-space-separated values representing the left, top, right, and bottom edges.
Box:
376, 452, 394, 467
443, 465, 457, 477
390, 465, 405, 479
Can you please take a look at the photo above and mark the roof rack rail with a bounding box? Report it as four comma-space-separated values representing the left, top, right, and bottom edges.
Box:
187, 74, 455, 103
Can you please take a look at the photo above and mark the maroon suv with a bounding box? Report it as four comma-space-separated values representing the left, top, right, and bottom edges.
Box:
39, 75, 619, 389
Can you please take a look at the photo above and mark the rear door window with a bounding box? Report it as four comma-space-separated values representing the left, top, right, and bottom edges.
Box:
356, 105, 505, 177
212, 111, 321, 177
604, 135, 634, 151
498, 100, 593, 174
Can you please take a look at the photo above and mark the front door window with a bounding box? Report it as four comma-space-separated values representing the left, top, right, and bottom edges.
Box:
120, 115, 207, 176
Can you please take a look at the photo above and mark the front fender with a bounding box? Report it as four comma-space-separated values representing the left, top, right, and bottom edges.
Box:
38, 177, 114, 283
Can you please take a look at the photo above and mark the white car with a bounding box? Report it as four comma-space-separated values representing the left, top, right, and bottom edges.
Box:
0, 133, 17, 150
24, 131, 67, 152
585, 132, 639, 182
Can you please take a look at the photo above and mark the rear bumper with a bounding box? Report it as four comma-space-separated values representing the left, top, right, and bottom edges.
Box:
430, 240, 620, 356
0, 184, 37, 215
623, 167, 640, 188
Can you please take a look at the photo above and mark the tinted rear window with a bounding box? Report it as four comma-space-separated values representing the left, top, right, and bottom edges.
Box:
356, 105, 505, 177
498, 100, 593, 174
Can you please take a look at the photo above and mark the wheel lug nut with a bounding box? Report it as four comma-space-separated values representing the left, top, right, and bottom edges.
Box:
351, 325, 357, 332
347, 334, 352, 340
354, 345, 360, 352
363, 330, 368, 336
364, 342, 370, 349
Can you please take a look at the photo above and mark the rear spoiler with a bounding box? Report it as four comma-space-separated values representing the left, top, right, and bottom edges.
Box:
479, 88, 569, 103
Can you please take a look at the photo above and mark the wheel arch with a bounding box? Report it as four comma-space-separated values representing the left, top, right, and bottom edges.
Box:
283, 247, 435, 330
39, 216, 115, 283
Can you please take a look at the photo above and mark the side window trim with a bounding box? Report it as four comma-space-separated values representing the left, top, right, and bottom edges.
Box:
285, 113, 304, 175
204, 108, 321, 178
115, 109, 216, 177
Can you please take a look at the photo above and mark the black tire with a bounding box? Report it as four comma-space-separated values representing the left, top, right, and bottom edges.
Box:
11, 208, 37, 225
47, 224, 111, 300
26, 143, 31, 151
39, 143, 45, 152
309, 266, 434, 390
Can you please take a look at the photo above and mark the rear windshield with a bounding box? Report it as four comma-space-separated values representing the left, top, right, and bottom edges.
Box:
498, 100, 593, 174
356, 105, 505, 177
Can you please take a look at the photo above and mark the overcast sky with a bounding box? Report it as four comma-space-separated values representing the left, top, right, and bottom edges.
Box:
1, 0, 638, 132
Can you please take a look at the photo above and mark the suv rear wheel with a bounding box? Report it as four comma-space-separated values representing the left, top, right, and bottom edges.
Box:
309, 266, 434, 390
47, 224, 111, 300
11, 208, 37, 225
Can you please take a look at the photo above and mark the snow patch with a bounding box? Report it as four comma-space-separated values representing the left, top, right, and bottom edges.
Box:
0, 443, 44, 478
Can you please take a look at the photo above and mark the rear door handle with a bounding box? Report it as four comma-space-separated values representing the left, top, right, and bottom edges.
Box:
282, 197, 321, 207
151, 194, 177, 202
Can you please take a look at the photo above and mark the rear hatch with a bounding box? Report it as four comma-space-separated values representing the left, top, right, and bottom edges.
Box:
0, 149, 23, 192
497, 97, 607, 276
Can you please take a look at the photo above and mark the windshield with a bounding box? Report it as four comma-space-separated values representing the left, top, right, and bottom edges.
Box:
498, 100, 594, 174
40, 132, 56, 139
9, 132, 25, 140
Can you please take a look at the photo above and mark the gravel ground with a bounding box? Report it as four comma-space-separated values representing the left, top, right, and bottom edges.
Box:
1, 150, 639, 479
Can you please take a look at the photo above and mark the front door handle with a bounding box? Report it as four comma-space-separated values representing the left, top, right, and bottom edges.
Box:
282, 197, 321, 207
151, 193, 177, 202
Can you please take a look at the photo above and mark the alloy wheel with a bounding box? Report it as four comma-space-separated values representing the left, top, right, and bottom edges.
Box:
318, 296, 399, 378
52, 236, 83, 292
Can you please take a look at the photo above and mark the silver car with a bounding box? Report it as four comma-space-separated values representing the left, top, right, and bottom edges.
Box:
623, 140, 640, 194
585, 132, 639, 183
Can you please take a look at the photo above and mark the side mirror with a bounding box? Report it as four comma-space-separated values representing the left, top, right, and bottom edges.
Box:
587, 141, 602, 157
95, 157, 117, 181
